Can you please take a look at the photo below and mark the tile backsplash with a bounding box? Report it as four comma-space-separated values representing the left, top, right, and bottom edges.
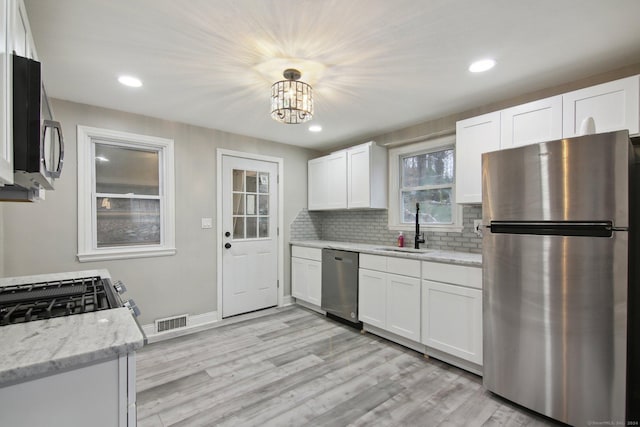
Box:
290, 206, 482, 253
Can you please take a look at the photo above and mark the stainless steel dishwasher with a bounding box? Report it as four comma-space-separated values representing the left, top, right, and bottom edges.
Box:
321, 249, 359, 323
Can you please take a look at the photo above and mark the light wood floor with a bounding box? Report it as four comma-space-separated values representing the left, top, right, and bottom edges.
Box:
136, 305, 560, 427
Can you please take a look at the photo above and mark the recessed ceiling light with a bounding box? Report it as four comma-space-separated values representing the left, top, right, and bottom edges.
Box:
309, 125, 322, 132
469, 59, 496, 73
118, 75, 143, 87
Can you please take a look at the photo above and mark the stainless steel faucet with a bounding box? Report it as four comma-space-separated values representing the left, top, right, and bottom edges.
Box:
415, 202, 425, 249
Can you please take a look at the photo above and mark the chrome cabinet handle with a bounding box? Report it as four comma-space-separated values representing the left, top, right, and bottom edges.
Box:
42, 119, 64, 178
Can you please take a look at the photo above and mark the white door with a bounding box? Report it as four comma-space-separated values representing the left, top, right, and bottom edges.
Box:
222, 155, 278, 318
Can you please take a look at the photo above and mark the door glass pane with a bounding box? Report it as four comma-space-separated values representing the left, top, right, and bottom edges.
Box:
402, 189, 453, 224
259, 217, 269, 237
258, 173, 269, 193
233, 193, 244, 215
246, 194, 256, 215
95, 143, 159, 195
258, 195, 269, 215
246, 217, 257, 238
233, 170, 244, 192
96, 197, 160, 247
246, 171, 257, 193
233, 217, 244, 239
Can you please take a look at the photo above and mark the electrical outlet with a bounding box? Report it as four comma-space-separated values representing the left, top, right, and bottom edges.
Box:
473, 219, 483, 236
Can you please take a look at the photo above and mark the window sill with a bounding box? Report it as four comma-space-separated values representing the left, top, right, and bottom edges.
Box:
77, 247, 177, 262
387, 224, 464, 234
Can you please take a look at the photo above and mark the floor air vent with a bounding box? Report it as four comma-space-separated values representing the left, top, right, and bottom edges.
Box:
155, 314, 188, 333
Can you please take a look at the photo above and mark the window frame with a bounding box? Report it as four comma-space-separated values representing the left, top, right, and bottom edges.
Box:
77, 126, 176, 262
388, 135, 463, 233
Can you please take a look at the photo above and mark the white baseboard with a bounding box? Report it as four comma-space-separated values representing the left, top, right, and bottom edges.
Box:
142, 310, 219, 343
282, 295, 294, 306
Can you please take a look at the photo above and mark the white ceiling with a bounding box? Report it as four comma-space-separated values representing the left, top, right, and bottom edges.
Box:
24, 0, 640, 150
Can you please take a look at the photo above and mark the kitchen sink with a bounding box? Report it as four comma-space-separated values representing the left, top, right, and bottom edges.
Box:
373, 247, 433, 254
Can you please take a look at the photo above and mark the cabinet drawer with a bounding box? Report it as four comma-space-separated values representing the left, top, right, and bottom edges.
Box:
421, 261, 482, 289
291, 246, 322, 261
360, 254, 387, 272
387, 257, 420, 278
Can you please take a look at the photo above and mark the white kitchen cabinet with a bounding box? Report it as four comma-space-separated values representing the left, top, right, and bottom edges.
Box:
358, 254, 421, 342
347, 141, 387, 209
308, 151, 347, 210
455, 111, 500, 204
421, 261, 482, 366
563, 75, 639, 137
500, 95, 563, 148
308, 141, 387, 210
291, 245, 322, 307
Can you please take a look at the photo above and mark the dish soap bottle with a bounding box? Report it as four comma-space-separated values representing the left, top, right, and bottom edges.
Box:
397, 232, 404, 247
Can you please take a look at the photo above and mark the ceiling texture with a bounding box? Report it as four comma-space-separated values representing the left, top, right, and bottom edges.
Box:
24, 0, 640, 150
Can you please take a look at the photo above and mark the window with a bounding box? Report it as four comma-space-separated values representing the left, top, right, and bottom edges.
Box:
77, 126, 175, 261
232, 169, 271, 239
388, 135, 463, 232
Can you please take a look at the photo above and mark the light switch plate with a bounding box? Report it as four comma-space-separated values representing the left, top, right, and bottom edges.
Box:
201, 218, 213, 229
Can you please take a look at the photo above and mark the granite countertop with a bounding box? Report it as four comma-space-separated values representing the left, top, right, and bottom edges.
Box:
290, 240, 482, 267
0, 270, 145, 387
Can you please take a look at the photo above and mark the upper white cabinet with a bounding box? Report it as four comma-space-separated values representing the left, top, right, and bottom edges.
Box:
500, 95, 563, 148
347, 141, 387, 209
563, 75, 639, 138
308, 141, 387, 210
308, 152, 347, 210
455, 111, 500, 204
0, 0, 39, 186
456, 74, 640, 204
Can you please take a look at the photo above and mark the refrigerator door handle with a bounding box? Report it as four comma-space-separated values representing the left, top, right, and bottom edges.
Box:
490, 221, 612, 237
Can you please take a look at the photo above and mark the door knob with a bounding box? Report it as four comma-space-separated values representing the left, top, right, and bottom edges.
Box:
224, 243, 231, 249
225, 231, 231, 237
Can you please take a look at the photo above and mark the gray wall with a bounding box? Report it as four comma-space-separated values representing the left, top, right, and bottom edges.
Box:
1, 99, 318, 324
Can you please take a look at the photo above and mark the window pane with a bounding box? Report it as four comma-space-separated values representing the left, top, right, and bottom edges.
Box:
401, 149, 454, 187
259, 217, 269, 237
246, 194, 256, 215
233, 170, 244, 192
246, 217, 257, 238
246, 171, 257, 193
233, 217, 244, 239
96, 197, 160, 247
95, 144, 159, 195
233, 193, 244, 215
258, 173, 269, 193
258, 195, 269, 215
402, 189, 453, 224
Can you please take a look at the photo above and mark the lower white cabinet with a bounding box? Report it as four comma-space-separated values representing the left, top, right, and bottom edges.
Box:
358, 254, 421, 342
291, 246, 322, 306
421, 261, 483, 366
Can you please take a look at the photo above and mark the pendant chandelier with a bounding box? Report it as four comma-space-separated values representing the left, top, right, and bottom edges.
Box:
271, 68, 313, 124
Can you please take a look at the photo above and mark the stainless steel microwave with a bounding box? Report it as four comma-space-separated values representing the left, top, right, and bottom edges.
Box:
0, 54, 64, 201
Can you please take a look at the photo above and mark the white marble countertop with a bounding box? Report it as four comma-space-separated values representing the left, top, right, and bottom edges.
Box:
0, 270, 145, 387
290, 240, 482, 266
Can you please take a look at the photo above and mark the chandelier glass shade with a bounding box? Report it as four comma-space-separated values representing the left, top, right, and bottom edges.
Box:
271, 69, 313, 124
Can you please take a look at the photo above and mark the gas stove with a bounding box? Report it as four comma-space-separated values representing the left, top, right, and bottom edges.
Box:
0, 275, 139, 326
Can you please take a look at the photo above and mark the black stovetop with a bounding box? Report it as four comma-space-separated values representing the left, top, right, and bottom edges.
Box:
0, 276, 119, 326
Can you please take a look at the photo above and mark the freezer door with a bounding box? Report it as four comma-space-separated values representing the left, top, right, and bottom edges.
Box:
483, 231, 628, 426
482, 130, 630, 227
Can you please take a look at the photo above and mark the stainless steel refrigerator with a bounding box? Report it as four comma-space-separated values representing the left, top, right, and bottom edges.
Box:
482, 130, 639, 426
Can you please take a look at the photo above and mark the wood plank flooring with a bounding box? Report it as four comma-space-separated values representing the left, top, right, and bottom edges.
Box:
136, 306, 560, 427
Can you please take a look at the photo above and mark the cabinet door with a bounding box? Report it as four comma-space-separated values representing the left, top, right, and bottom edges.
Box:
306, 260, 321, 306
325, 152, 347, 209
563, 75, 639, 137
500, 96, 562, 148
0, 0, 11, 185
347, 144, 370, 208
308, 157, 327, 210
455, 111, 500, 204
422, 280, 482, 364
358, 268, 386, 329
386, 273, 421, 341
291, 257, 306, 299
